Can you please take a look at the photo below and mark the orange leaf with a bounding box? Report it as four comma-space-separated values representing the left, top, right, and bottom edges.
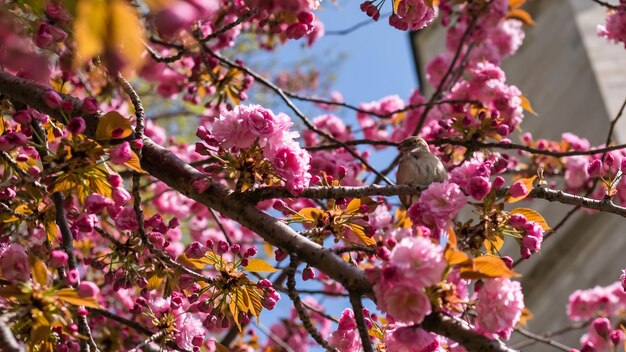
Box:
393, 0, 401, 13
506, 8, 534, 25
123, 150, 147, 173
510, 208, 550, 230
32, 259, 49, 287
507, 176, 536, 203
519, 95, 537, 115
484, 235, 504, 255
345, 198, 361, 214
424, 0, 440, 8
460, 256, 520, 280
348, 223, 376, 246
54, 288, 101, 308
445, 247, 470, 265
509, 0, 526, 9
447, 225, 457, 247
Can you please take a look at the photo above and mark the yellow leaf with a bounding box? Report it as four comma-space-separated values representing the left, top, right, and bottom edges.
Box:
445, 247, 470, 265
510, 208, 550, 230
294, 208, 326, 222
123, 150, 147, 173
506, 8, 534, 25
147, 275, 164, 290
460, 256, 520, 280
393, 0, 401, 13
506, 176, 536, 203
228, 300, 242, 331
345, 198, 361, 214
0, 116, 5, 136
74, 0, 107, 66
4, 204, 33, 223
244, 259, 277, 273
348, 223, 376, 246
32, 259, 49, 287
54, 288, 101, 308
96, 111, 134, 141
519, 95, 537, 115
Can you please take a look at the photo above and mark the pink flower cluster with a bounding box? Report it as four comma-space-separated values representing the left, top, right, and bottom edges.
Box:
576, 317, 624, 352
475, 278, 524, 340
567, 282, 626, 321
408, 181, 466, 232
384, 325, 441, 352
196, 104, 311, 194
0, 243, 29, 282
391, 0, 437, 31
328, 309, 362, 352
372, 236, 446, 324
508, 213, 544, 259
597, 1, 626, 48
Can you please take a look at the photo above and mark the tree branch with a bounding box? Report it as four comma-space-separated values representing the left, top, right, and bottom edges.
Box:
0, 70, 519, 352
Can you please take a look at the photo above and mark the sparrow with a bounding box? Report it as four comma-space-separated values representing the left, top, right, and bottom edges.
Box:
396, 136, 447, 208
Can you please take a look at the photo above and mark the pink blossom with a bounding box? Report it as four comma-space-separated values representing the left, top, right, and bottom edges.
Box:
112, 187, 131, 206
374, 283, 432, 324
388, 236, 446, 288
212, 105, 260, 149
328, 309, 362, 352
175, 315, 205, 350
0, 244, 29, 282
408, 181, 466, 230
114, 206, 139, 231
395, 0, 437, 30
384, 325, 440, 352
598, 7, 626, 48
475, 278, 524, 340
466, 176, 492, 200
268, 139, 311, 195
110, 142, 132, 165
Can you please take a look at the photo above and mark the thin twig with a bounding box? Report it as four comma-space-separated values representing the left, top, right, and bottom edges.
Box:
286, 257, 339, 352
349, 293, 374, 352
514, 327, 574, 351
128, 330, 167, 352
589, 0, 619, 9
325, 13, 391, 36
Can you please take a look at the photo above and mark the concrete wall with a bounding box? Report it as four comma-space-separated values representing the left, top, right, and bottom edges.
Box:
412, 1, 626, 350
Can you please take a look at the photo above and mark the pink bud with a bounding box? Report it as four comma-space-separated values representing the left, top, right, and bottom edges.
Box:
606, 153, 615, 167
66, 269, 79, 285
131, 138, 143, 149
67, 117, 86, 135
285, 23, 309, 39
186, 241, 206, 259
112, 187, 131, 206
274, 248, 287, 262
49, 250, 69, 267
298, 11, 315, 24
108, 174, 123, 188
492, 176, 505, 190
13, 110, 31, 125
502, 256, 513, 269
82, 97, 99, 114
586, 159, 603, 177
43, 90, 62, 109
110, 142, 132, 165
302, 266, 315, 281
610, 329, 624, 345
77, 281, 100, 298
592, 317, 612, 337
148, 232, 165, 249
509, 181, 530, 199
61, 100, 74, 113
192, 178, 211, 193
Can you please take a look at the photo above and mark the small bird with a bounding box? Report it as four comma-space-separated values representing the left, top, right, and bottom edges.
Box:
396, 136, 447, 208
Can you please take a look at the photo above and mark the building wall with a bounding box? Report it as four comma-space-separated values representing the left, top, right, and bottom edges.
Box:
412, 1, 626, 350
